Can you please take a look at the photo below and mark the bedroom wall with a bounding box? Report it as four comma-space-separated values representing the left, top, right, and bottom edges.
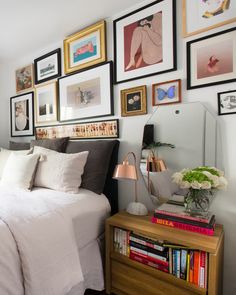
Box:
0, 1, 235, 294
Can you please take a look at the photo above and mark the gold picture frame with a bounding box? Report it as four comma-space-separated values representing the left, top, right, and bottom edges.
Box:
15, 64, 34, 93
64, 20, 106, 74
121, 85, 147, 117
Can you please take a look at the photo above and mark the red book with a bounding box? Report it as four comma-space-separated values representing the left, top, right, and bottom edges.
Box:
129, 249, 169, 267
193, 251, 200, 286
151, 217, 214, 236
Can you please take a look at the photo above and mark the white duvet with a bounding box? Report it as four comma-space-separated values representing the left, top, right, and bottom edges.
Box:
0, 186, 110, 295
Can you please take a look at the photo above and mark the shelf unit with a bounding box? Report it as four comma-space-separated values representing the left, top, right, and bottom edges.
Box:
106, 211, 224, 295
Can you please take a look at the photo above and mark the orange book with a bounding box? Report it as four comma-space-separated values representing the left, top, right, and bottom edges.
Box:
193, 251, 200, 285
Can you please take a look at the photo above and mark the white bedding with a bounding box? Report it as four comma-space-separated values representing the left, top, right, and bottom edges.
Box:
0, 186, 110, 295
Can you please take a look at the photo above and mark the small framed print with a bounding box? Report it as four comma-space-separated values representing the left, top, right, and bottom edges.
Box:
15, 64, 34, 93
152, 79, 181, 106
64, 20, 106, 74
35, 81, 58, 125
218, 90, 236, 116
34, 48, 61, 84
10, 92, 34, 137
121, 85, 147, 117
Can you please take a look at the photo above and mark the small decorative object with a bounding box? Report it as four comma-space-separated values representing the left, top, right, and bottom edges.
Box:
113, 152, 148, 216
15, 64, 34, 93
218, 90, 236, 116
34, 48, 61, 84
152, 79, 181, 106
10, 92, 34, 137
64, 20, 106, 74
121, 85, 147, 117
182, 0, 236, 38
187, 27, 236, 90
113, 0, 176, 84
172, 166, 228, 214
35, 81, 58, 125
59, 61, 113, 122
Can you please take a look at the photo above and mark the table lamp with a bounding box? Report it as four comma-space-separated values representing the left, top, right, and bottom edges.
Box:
113, 152, 148, 216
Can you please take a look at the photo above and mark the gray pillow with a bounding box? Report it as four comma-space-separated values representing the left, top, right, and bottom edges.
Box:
9, 141, 31, 150
65, 140, 118, 194
30, 137, 69, 152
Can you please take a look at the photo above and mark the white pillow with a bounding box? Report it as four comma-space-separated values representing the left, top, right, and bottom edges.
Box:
0, 153, 40, 190
33, 146, 89, 193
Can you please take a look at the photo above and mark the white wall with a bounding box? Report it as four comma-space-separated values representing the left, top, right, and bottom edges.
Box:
0, 1, 235, 294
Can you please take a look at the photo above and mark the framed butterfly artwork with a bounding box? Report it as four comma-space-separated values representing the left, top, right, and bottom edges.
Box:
152, 79, 181, 106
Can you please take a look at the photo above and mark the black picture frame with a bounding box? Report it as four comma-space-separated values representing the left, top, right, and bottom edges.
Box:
187, 27, 236, 90
113, 0, 177, 84
34, 48, 61, 84
218, 90, 236, 116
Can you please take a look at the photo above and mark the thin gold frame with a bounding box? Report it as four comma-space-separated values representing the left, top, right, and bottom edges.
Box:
64, 20, 106, 74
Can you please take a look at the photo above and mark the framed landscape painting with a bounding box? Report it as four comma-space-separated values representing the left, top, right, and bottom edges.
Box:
15, 64, 34, 93
152, 79, 181, 106
218, 90, 236, 116
113, 0, 176, 84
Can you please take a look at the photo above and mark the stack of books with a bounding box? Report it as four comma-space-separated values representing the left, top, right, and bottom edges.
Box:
151, 202, 216, 236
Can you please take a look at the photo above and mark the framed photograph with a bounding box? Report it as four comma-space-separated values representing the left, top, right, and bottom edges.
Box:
59, 61, 113, 122
187, 28, 236, 90
113, 0, 176, 84
64, 20, 106, 74
152, 79, 181, 106
121, 85, 147, 117
35, 119, 119, 140
182, 0, 236, 38
35, 81, 58, 125
15, 64, 34, 93
218, 90, 236, 116
34, 48, 61, 84
10, 92, 34, 137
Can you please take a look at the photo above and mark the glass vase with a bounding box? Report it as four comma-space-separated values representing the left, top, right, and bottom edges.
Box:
184, 189, 212, 215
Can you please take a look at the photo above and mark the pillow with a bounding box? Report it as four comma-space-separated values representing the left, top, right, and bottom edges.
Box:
30, 137, 69, 152
9, 141, 31, 150
0, 153, 40, 190
33, 146, 89, 193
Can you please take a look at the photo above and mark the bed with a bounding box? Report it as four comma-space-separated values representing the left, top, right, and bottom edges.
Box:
0, 139, 119, 295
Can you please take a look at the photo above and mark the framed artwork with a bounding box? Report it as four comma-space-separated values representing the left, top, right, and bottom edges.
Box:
187, 28, 236, 90
58, 61, 113, 122
152, 79, 181, 106
10, 92, 34, 137
218, 90, 236, 116
35, 119, 119, 140
34, 48, 61, 84
182, 0, 236, 38
35, 81, 58, 125
64, 20, 106, 74
121, 85, 147, 117
15, 64, 34, 93
113, 0, 176, 84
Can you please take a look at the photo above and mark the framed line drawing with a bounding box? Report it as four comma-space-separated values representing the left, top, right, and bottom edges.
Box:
218, 89, 236, 115
15, 64, 34, 93
113, 0, 177, 84
152, 79, 181, 106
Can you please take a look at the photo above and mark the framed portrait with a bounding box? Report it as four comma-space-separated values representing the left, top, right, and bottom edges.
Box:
58, 61, 113, 122
113, 0, 176, 84
10, 92, 34, 137
152, 79, 181, 106
35, 81, 58, 125
64, 20, 106, 74
218, 90, 236, 116
121, 85, 147, 117
35, 119, 119, 140
187, 28, 236, 90
182, 0, 236, 38
34, 48, 61, 84
15, 64, 34, 93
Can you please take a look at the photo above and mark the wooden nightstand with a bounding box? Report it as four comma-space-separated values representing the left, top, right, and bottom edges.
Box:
105, 211, 224, 295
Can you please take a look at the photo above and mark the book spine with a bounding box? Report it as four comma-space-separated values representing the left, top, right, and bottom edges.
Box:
193, 251, 200, 286
176, 250, 181, 279
129, 241, 168, 258
189, 250, 194, 283
199, 251, 206, 288
180, 249, 188, 280
186, 252, 190, 282
151, 217, 214, 236
169, 248, 173, 274
129, 249, 169, 267
172, 249, 176, 276
129, 234, 165, 251
204, 253, 208, 289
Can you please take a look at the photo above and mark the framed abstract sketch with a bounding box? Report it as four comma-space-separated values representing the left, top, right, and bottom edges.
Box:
187, 28, 236, 90
35, 81, 58, 125
59, 61, 113, 122
113, 0, 176, 84
218, 90, 236, 116
34, 48, 61, 84
64, 20, 106, 74
121, 85, 147, 117
15, 64, 34, 93
182, 0, 236, 37
152, 79, 181, 106
10, 92, 34, 137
